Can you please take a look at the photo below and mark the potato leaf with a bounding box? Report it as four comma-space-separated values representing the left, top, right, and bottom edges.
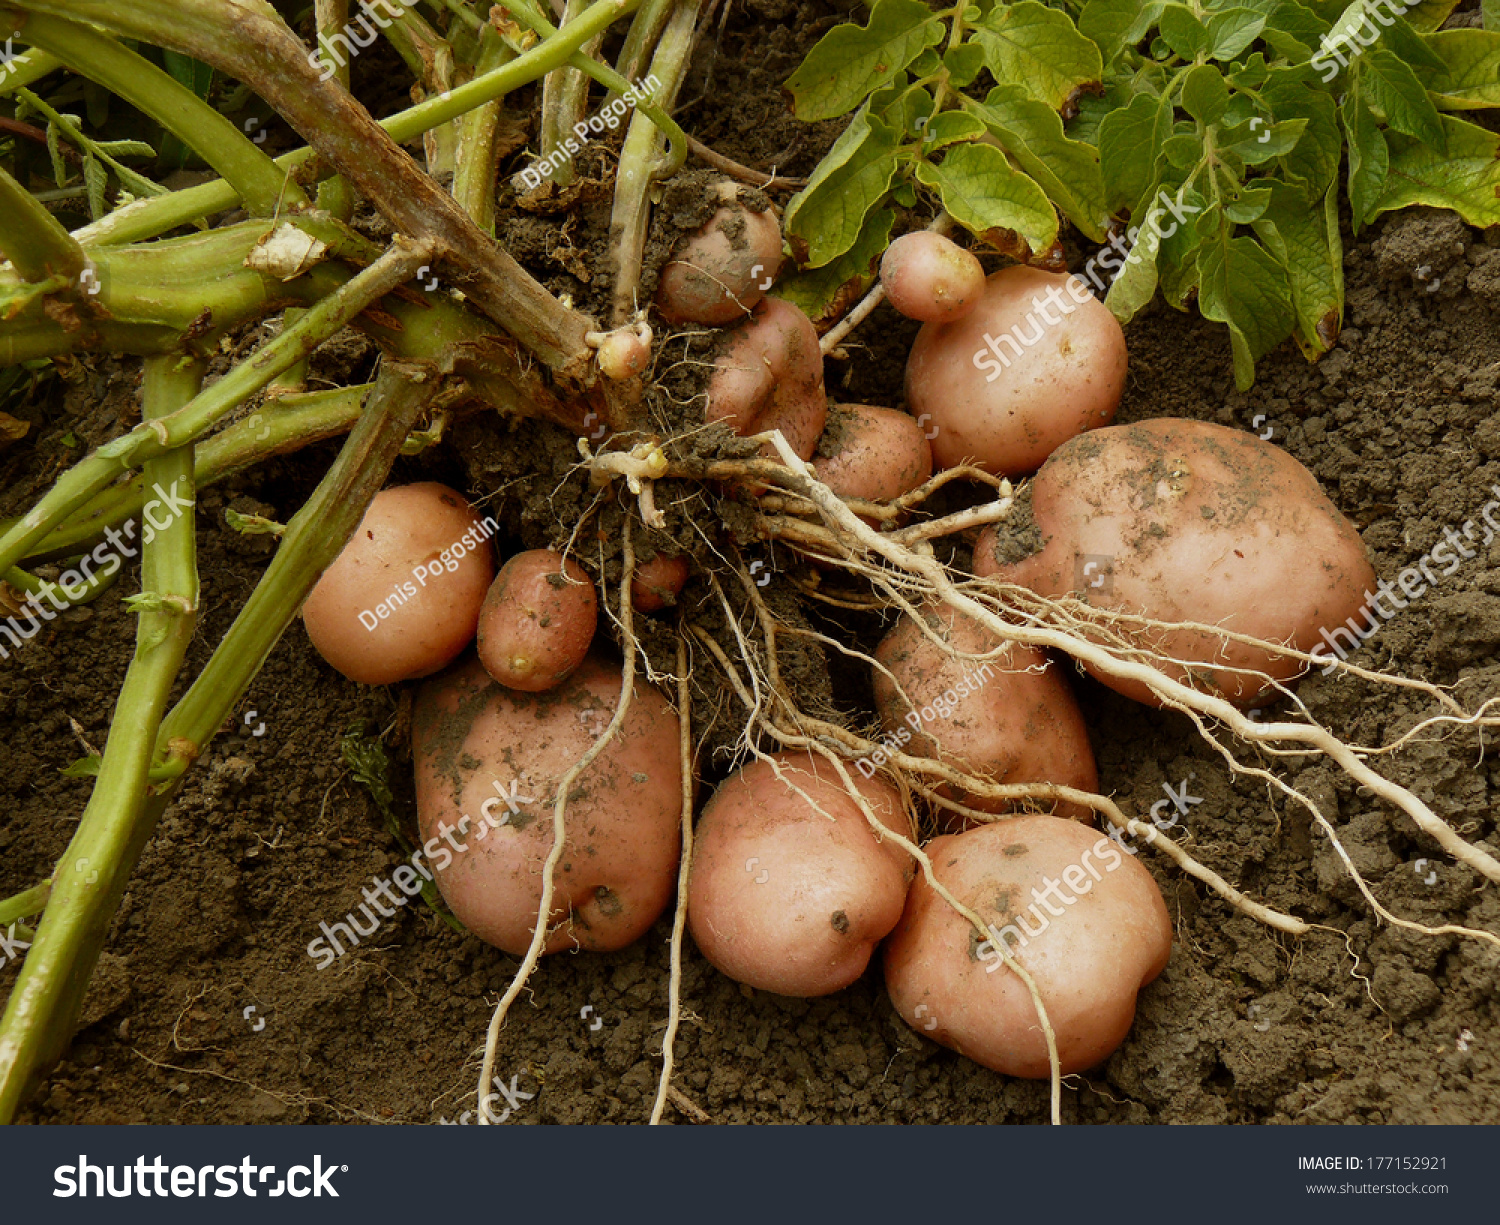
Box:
914, 143, 1058, 258
970, 1, 1103, 111
785, 108, 902, 268
1356, 46, 1446, 150
1252, 180, 1343, 357
1340, 90, 1389, 229
1423, 29, 1500, 109
1196, 233, 1295, 390
1371, 113, 1500, 228
1097, 89, 1172, 212
971, 85, 1108, 239
785, 0, 945, 122
776, 208, 895, 326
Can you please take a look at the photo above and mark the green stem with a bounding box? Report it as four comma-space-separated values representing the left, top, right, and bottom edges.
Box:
540, 0, 600, 188
15, 12, 308, 217
0, 161, 86, 282
452, 25, 515, 233
0, 881, 50, 927
0, 354, 202, 1124
0, 236, 435, 574
611, 0, 673, 94
608, 0, 700, 323
0, 46, 61, 94
4, 558, 118, 607
151, 363, 438, 779
15, 385, 370, 560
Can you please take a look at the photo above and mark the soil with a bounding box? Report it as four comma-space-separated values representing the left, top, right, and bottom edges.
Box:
3, 3, 1500, 1126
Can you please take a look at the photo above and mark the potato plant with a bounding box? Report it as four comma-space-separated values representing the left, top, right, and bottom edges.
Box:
1, 0, 1499, 1127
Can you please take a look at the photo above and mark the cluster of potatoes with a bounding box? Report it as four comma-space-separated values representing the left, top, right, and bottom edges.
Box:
297, 189, 1377, 1080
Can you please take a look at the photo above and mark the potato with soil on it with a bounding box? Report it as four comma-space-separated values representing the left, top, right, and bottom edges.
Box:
413, 655, 681, 956
706, 296, 826, 459
972, 419, 1378, 707
477, 548, 597, 692
872, 604, 1097, 822
302, 482, 495, 685
879, 231, 985, 323
630, 551, 690, 612
655, 180, 783, 325
905, 267, 1126, 476
884, 815, 1171, 1078
813, 403, 934, 506
687, 752, 914, 997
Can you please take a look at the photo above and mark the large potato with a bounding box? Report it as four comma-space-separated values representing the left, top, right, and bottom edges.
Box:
687, 752, 914, 997
973, 419, 1377, 706
813, 403, 934, 505
303, 482, 495, 685
871, 604, 1097, 821
413, 655, 681, 955
884, 816, 1171, 1078
905, 267, 1126, 476
656, 180, 783, 325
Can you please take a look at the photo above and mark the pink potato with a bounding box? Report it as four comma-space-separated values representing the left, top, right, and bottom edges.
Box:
884, 815, 1171, 1078
905, 266, 1127, 477
631, 552, 690, 612
872, 604, 1098, 821
813, 403, 934, 505
413, 655, 682, 956
302, 482, 495, 685
656, 181, 783, 325
706, 296, 826, 460
477, 548, 597, 692
879, 231, 985, 323
973, 419, 1377, 707
687, 751, 914, 997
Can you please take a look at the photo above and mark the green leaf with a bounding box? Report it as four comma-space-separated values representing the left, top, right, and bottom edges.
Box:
1252, 180, 1343, 358
917, 109, 988, 150
1103, 225, 1159, 322
1222, 116, 1308, 165
1357, 47, 1446, 149
970, 1, 1103, 111
1423, 29, 1500, 109
95, 140, 158, 159
162, 49, 214, 97
1370, 113, 1500, 228
1156, 192, 1206, 308
1196, 233, 1295, 389
914, 143, 1059, 258
785, 108, 902, 267
1080, 0, 1165, 59
776, 208, 896, 326
1206, 7, 1267, 58
1403, 0, 1462, 31
1180, 64, 1230, 122
1223, 183, 1273, 222
1375, 12, 1448, 71
1265, 72, 1340, 195
1158, 5, 1211, 57
82, 153, 108, 222
1098, 89, 1172, 211
60, 756, 102, 779
784, 0, 945, 121
971, 85, 1108, 239
1486, 0, 1499, 32
943, 42, 986, 86
1340, 91, 1388, 228
1163, 132, 1202, 169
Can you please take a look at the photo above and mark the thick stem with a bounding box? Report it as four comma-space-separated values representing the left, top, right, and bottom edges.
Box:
451, 25, 515, 233
0, 354, 202, 1123
539, 0, 602, 189
0, 162, 86, 282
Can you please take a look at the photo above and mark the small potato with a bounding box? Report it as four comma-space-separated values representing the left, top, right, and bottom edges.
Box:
631, 552, 689, 612
872, 604, 1097, 821
973, 419, 1377, 706
706, 296, 826, 460
413, 655, 682, 955
688, 751, 914, 997
813, 404, 934, 505
477, 549, 596, 692
905, 267, 1126, 476
884, 816, 1171, 1078
656, 181, 783, 325
880, 232, 985, 323
302, 482, 495, 685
